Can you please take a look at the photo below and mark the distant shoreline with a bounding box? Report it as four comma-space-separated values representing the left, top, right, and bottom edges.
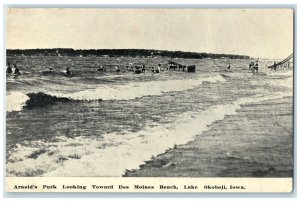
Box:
6, 48, 250, 60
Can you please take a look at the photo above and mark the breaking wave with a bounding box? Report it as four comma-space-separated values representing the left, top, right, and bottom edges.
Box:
6, 91, 290, 177
59, 74, 225, 100
6, 92, 30, 112
6, 92, 72, 112
6, 75, 226, 112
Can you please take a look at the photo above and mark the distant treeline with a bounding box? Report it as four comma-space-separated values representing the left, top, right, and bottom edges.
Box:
7, 48, 250, 59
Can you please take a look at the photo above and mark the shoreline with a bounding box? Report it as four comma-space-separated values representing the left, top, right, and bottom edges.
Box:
124, 96, 293, 177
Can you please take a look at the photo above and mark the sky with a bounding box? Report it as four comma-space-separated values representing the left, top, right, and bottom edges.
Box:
6, 8, 294, 59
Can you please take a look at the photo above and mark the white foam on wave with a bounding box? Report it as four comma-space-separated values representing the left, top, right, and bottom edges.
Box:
94, 73, 141, 79
256, 70, 293, 91
56, 75, 225, 101
267, 70, 293, 77
6, 90, 290, 177
6, 75, 225, 113
6, 92, 29, 112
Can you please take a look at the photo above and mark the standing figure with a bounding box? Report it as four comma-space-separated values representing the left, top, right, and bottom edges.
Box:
273, 61, 277, 71
249, 61, 254, 70
151, 67, 155, 73
227, 63, 231, 70
156, 64, 161, 73
254, 61, 259, 74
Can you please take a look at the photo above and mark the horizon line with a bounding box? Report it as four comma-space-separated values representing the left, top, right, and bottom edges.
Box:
6, 48, 252, 57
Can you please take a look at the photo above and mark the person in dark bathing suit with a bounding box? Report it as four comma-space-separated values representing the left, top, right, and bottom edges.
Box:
6, 62, 12, 74
64, 67, 71, 75
151, 67, 155, 73
12, 64, 21, 76
151, 65, 160, 74
249, 62, 254, 70
254, 61, 259, 74
157, 64, 161, 73
14, 68, 20, 75
273, 61, 277, 71
227, 63, 231, 70
97, 65, 106, 71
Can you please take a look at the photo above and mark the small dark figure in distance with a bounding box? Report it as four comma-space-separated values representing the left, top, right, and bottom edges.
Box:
134, 66, 142, 74
155, 64, 161, 73
98, 65, 106, 71
249, 62, 254, 70
273, 61, 277, 71
253, 61, 259, 74
64, 67, 71, 75
12, 64, 21, 76
142, 65, 146, 73
152, 64, 161, 74
6, 62, 12, 74
115, 65, 121, 72
151, 67, 155, 73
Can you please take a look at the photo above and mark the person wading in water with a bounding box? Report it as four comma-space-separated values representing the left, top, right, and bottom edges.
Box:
6, 62, 12, 74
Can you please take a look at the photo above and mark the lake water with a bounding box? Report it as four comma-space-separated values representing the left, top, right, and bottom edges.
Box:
6, 56, 293, 177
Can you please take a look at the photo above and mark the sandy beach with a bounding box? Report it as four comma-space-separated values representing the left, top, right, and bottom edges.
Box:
125, 96, 293, 177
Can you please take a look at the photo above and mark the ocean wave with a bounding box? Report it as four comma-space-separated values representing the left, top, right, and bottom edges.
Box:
6, 92, 72, 112
6, 75, 226, 112
6, 92, 29, 112
253, 70, 293, 91
267, 70, 293, 77
6, 92, 290, 177
24, 92, 71, 109
57, 74, 226, 101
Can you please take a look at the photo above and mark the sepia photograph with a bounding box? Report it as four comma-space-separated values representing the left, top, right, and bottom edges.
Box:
5, 7, 294, 192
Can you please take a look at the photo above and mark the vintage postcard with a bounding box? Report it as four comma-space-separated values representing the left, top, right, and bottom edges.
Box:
5, 8, 294, 193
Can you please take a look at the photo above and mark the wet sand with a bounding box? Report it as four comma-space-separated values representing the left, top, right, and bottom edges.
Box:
124, 96, 293, 177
